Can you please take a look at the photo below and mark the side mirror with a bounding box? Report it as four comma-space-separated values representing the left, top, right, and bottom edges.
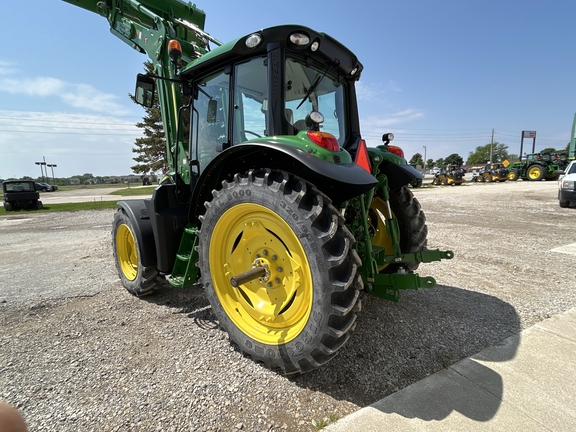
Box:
207, 99, 218, 123
135, 74, 156, 108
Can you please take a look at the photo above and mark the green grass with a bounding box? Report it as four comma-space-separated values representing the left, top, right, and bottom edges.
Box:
0, 201, 120, 215
110, 186, 156, 196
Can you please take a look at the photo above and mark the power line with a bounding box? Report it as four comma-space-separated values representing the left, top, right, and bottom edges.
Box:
0, 129, 140, 136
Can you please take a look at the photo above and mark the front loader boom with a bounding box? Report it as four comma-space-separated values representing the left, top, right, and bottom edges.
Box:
63, 0, 220, 182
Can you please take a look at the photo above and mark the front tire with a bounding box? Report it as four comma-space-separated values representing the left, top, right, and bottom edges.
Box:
198, 169, 362, 375
112, 209, 162, 296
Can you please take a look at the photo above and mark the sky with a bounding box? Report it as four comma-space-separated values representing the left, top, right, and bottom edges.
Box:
1, 0, 575, 179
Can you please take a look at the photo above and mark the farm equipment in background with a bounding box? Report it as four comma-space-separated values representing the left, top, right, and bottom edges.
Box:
471, 162, 509, 183
2, 181, 43, 211
504, 153, 563, 181
431, 164, 465, 185
62, 0, 453, 375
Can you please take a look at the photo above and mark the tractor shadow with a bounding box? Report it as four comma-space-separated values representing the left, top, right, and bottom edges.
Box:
140, 281, 218, 331
292, 284, 521, 421
138, 282, 520, 422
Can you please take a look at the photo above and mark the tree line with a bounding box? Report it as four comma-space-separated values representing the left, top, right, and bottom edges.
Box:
408, 142, 569, 170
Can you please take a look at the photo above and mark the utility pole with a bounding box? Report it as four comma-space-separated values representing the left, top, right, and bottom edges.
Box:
35, 156, 47, 182
423, 146, 427, 173
47, 164, 57, 185
489, 129, 494, 163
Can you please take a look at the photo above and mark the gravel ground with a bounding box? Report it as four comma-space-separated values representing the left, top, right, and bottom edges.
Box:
1, 180, 575, 431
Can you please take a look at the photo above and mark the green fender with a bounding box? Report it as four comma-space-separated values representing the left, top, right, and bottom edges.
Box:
188, 141, 378, 222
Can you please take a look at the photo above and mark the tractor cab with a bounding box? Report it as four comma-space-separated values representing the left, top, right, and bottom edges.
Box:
135, 25, 376, 209
179, 25, 364, 175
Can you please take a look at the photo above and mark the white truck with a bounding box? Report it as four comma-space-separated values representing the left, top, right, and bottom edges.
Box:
558, 160, 576, 207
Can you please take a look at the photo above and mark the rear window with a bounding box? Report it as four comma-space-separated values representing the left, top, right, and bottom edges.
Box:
4, 182, 35, 192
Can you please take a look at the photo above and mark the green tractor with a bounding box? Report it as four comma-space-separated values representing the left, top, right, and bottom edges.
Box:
64, 0, 453, 375
505, 153, 563, 181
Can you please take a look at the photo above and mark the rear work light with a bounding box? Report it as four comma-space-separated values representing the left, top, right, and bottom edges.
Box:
307, 131, 339, 152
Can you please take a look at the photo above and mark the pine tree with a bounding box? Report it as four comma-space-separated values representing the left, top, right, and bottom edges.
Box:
129, 62, 167, 176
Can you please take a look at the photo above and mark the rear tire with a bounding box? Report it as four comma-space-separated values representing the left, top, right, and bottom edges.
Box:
198, 169, 362, 375
112, 209, 163, 296
527, 164, 546, 181
369, 186, 428, 273
4, 202, 12, 211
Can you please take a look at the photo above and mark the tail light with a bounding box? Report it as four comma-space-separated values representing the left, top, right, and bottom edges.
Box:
386, 145, 405, 158
355, 139, 372, 173
307, 131, 339, 152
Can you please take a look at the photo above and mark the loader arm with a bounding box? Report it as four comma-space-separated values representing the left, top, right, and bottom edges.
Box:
62, 0, 221, 182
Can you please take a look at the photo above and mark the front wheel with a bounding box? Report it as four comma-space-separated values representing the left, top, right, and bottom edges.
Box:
198, 169, 362, 375
112, 209, 163, 296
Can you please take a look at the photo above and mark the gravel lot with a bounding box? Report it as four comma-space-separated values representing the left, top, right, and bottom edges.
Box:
1, 180, 575, 431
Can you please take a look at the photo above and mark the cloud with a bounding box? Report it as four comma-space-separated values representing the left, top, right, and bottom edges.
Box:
0, 109, 143, 178
362, 108, 424, 129
0, 70, 129, 115
0, 60, 18, 75
356, 80, 401, 102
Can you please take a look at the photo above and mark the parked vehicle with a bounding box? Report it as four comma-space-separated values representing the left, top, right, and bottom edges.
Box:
558, 160, 576, 207
431, 164, 465, 185
505, 153, 563, 181
63, 0, 453, 374
471, 163, 509, 183
35, 182, 52, 192
3, 181, 43, 211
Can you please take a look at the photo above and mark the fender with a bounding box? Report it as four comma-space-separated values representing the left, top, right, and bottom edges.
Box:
188, 141, 378, 222
376, 160, 422, 190
369, 146, 423, 190
117, 200, 157, 268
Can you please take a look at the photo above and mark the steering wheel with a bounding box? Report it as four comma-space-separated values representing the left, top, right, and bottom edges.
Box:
241, 130, 262, 139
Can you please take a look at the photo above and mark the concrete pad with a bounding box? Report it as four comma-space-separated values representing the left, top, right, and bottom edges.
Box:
550, 242, 576, 256
455, 329, 576, 431
327, 308, 576, 432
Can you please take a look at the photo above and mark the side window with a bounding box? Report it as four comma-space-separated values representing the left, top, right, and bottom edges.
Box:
191, 70, 230, 172
233, 57, 267, 144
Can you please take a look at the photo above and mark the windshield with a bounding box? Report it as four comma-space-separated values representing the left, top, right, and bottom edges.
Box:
284, 58, 346, 145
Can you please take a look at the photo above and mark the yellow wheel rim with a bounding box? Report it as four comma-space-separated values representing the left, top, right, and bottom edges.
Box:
115, 223, 138, 281
209, 203, 313, 345
528, 167, 541, 179
369, 196, 399, 271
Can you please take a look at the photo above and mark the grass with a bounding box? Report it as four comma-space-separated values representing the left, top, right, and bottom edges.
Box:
0, 186, 155, 215
312, 413, 340, 430
109, 186, 156, 196
0, 201, 120, 215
